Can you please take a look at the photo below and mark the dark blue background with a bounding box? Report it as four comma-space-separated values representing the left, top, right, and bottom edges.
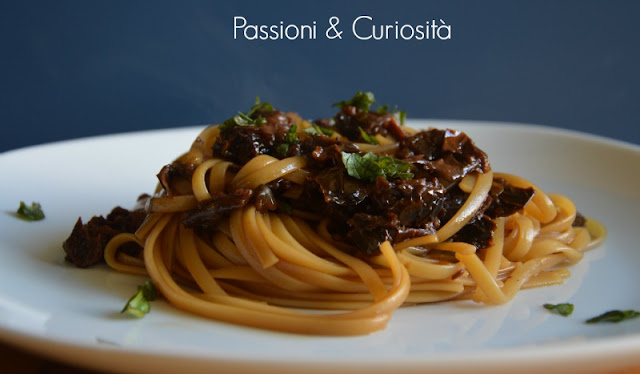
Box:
2, 0, 639, 152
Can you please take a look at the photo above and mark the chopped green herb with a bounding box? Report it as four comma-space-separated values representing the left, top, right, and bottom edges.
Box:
376, 104, 389, 114
284, 124, 299, 144
358, 127, 379, 145
121, 280, 157, 318
333, 91, 376, 112
543, 303, 574, 317
586, 310, 640, 324
139, 280, 157, 301
396, 110, 407, 126
376, 104, 407, 126
246, 96, 274, 117
121, 290, 149, 318
219, 96, 273, 131
303, 123, 334, 136
333, 91, 407, 125
275, 124, 299, 157
220, 112, 265, 131
341, 152, 413, 183
16, 201, 45, 221
275, 143, 290, 157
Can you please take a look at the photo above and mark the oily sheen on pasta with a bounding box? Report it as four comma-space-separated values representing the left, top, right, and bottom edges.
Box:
64, 93, 605, 335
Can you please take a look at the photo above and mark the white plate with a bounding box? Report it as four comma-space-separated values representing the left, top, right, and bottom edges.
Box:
1, 120, 639, 374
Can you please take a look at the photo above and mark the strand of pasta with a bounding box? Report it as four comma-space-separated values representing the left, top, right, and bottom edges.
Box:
493, 172, 557, 223
143, 212, 396, 335
104, 233, 146, 275
437, 170, 494, 241
231, 155, 307, 190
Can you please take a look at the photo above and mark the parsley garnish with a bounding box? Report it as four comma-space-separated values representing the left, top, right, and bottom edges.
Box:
121, 280, 157, 318
543, 303, 574, 317
333, 91, 376, 112
220, 96, 273, 131
358, 127, 379, 145
341, 152, 413, 183
303, 123, 334, 136
586, 310, 640, 324
16, 201, 45, 221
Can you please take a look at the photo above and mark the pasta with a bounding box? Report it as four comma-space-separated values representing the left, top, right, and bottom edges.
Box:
67, 93, 606, 336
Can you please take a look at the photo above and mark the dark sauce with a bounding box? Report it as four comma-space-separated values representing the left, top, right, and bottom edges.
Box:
63, 100, 537, 267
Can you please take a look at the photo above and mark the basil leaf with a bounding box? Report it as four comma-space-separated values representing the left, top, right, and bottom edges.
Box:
341, 152, 413, 183
372, 154, 414, 180
333, 91, 376, 112
16, 201, 45, 221
358, 127, 379, 145
341, 152, 382, 182
586, 310, 640, 324
543, 303, 574, 316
